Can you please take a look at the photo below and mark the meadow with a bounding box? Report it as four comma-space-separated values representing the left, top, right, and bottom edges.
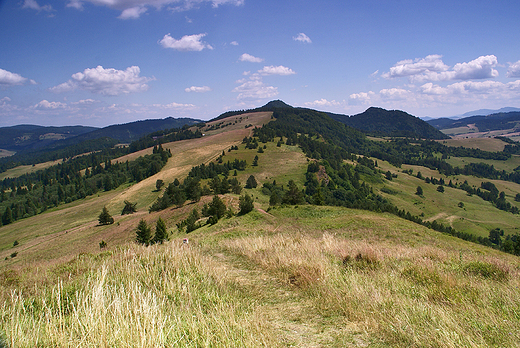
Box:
2, 111, 520, 347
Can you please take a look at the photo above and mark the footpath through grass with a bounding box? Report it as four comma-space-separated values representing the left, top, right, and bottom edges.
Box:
2, 206, 519, 347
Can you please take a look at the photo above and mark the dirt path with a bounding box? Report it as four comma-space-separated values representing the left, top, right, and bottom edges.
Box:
209, 250, 369, 347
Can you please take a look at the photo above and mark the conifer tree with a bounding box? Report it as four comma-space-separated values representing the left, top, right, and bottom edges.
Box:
136, 219, 151, 246
238, 194, 254, 215
153, 217, 168, 244
98, 206, 114, 225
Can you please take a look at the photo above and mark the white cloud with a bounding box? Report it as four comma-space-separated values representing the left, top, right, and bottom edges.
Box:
185, 86, 211, 93
71, 98, 99, 105
258, 65, 296, 76
33, 100, 67, 109
0, 68, 36, 86
50, 65, 153, 96
349, 91, 375, 105
119, 6, 147, 19
304, 99, 341, 107
66, 0, 83, 10
451, 55, 498, 80
232, 79, 278, 100
153, 102, 196, 109
159, 33, 213, 51
230, 41, 239, 46
380, 88, 412, 101
383, 54, 499, 83
1, 97, 11, 103
68, 0, 243, 18
293, 33, 312, 43
239, 53, 264, 63
382, 55, 449, 80
507, 60, 520, 78
22, 0, 53, 12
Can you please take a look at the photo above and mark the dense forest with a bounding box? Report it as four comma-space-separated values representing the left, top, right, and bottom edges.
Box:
0, 125, 203, 226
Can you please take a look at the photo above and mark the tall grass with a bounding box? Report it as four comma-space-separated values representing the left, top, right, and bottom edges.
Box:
1, 243, 274, 347
222, 232, 520, 347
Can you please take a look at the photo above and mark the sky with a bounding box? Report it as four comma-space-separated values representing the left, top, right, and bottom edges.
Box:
1, 0, 520, 127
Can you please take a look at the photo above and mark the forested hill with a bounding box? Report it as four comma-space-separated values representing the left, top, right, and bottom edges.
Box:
329, 107, 449, 139
50, 117, 202, 146
428, 111, 520, 132
213, 101, 447, 140
0, 117, 202, 153
0, 125, 98, 152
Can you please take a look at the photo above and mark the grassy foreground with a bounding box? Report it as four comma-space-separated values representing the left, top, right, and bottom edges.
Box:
2, 206, 519, 347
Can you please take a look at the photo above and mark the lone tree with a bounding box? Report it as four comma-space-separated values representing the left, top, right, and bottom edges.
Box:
121, 200, 137, 215
153, 217, 168, 244
416, 186, 424, 196
98, 206, 114, 225
238, 194, 254, 215
136, 219, 152, 246
245, 175, 258, 189
156, 179, 164, 191
283, 180, 305, 205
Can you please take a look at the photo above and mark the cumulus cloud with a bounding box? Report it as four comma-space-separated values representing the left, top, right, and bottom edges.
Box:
230, 41, 239, 46
67, 0, 243, 18
239, 53, 264, 63
383, 54, 499, 83
185, 86, 211, 93
232, 79, 278, 100
153, 102, 196, 109
382, 55, 449, 80
22, 0, 53, 12
304, 99, 341, 107
33, 100, 67, 109
293, 33, 312, 43
119, 6, 148, 19
380, 88, 412, 101
258, 65, 296, 76
349, 91, 375, 105
159, 33, 213, 51
70, 98, 99, 105
507, 60, 520, 78
50, 65, 153, 96
0, 68, 36, 87
451, 55, 498, 80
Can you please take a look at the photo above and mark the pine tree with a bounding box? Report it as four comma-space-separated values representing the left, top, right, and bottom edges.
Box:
283, 180, 305, 205
121, 200, 137, 215
245, 175, 257, 189
153, 217, 168, 244
136, 219, 151, 246
238, 194, 254, 215
98, 206, 114, 225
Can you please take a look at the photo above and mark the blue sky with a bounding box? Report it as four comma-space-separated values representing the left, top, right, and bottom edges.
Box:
1, 0, 520, 127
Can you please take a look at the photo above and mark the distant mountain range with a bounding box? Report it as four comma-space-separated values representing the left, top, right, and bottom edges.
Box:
457, 107, 520, 118
251, 101, 448, 140
0, 117, 202, 153
427, 111, 520, 132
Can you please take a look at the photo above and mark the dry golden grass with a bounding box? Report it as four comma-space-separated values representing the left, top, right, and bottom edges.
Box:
437, 137, 508, 152
2, 205, 520, 347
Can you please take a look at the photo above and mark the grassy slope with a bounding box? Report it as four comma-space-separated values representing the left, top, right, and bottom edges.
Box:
2, 207, 519, 347
376, 160, 520, 237
0, 112, 272, 266
2, 111, 520, 346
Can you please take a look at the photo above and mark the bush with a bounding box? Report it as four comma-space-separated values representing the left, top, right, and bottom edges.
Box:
238, 194, 254, 215
98, 206, 114, 225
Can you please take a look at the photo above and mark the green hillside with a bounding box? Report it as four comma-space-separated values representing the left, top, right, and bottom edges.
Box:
1, 108, 520, 347
330, 107, 449, 140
